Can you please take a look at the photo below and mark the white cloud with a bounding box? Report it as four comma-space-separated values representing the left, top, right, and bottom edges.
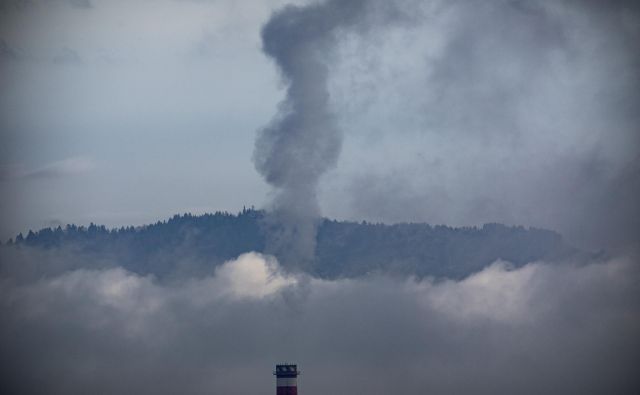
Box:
211, 252, 297, 299
17, 156, 96, 180
1, 250, 637, 393
417, 260, 539, 323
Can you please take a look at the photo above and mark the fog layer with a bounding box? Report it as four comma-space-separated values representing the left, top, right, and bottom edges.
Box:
1, 250, 638, 394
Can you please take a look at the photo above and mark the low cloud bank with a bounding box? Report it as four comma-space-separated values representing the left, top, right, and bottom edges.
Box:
1, 251, 638, 394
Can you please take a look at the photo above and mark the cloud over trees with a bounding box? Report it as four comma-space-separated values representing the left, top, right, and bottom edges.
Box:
1, 251, 638, 394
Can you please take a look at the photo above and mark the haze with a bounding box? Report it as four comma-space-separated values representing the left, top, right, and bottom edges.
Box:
1, 0, 639, 394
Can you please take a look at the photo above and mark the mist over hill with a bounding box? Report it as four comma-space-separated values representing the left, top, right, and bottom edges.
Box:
3, 208, 578, 280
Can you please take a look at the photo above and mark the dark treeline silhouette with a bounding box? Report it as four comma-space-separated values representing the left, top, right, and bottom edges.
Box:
4, 208, 577, 279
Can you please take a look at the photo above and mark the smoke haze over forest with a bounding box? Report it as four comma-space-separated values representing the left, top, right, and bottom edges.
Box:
1, 0, 639, 393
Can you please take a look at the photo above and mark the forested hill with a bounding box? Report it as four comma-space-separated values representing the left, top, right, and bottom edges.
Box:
4, 209, 577, 279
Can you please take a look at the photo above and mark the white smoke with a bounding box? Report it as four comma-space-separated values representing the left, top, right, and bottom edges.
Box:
253, 0, 414, 267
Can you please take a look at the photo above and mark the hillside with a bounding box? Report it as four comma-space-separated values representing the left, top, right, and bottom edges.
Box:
3, 209, 577, 280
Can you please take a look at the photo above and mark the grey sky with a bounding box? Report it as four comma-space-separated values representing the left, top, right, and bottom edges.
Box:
1, 1, 639, 393
0, 0, 293, 240
1, 0, 639, 252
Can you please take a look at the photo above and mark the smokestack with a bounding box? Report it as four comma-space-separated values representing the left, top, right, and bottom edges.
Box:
274, 363, 300, 395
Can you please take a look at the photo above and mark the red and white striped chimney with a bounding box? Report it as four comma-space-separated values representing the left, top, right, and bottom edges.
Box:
274, 363, 300, 395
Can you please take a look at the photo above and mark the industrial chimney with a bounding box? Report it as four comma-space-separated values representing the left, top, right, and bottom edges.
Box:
274, 363, 300, 395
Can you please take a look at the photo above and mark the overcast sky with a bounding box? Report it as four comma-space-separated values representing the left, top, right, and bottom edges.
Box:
1, 1, 639, 393
1, 0, 639, 251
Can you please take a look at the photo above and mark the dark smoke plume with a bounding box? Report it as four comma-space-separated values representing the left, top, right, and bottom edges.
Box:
254, 0, 409, 267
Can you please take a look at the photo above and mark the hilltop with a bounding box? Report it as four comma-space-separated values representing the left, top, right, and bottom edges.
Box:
4, 209, 577, 280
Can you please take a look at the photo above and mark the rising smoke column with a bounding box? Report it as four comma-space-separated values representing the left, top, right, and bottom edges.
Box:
254, 0, 408, 268
254, 0, 363, 267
